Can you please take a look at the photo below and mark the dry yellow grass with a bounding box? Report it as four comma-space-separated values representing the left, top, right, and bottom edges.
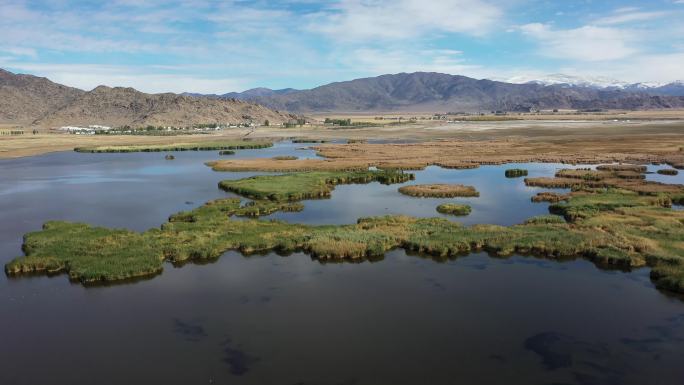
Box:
398, 184, 480, 198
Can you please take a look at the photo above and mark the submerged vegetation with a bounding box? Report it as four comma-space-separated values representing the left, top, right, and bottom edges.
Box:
505, 168, 528, 178
436, 203, 472, 216
74, 140, 273, 153
399, 184, 480, 198
219, 170, 413, 201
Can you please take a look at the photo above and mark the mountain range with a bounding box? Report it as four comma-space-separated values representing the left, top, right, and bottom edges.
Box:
3, 69, 684, 128
0, 69, 296, 128
503, 74, 684, 96
212, 72, 684, 113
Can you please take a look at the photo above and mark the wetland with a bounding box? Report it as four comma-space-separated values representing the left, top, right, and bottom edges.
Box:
2, 139, 684, 385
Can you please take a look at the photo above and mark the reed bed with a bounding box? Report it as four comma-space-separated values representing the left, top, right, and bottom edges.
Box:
505, 169, 528, 178
658, 169, 679, 176
526, 167, 684, 196
596, 164, 647, 173
531, 192, 570, 203
523, 215, 566, 225
219, 170, 413, 201
6, 188, 684, 294
75, 140, 272, 153
399, 184, 480, 198
207, 158, 371, 172
436, 203, 472, 216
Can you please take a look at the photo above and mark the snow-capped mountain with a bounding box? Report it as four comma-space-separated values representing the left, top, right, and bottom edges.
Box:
501, 74, 684, 96
504, 73, 632, 89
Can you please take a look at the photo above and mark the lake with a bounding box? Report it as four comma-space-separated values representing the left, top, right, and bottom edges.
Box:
1, 141, 683, 385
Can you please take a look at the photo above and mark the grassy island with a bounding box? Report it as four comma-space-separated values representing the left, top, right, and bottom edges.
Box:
219, 170, 413, 201
74, 140, 273, 153
399, 184, 480, 198
525, 166, 684, 195
658, 169, 679, 176
505, 168, 528, 178
6, 187, 684, 294
436, 203, 472, 216
532, 192, 570, 203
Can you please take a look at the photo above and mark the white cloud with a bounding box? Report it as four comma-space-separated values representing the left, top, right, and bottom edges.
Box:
0, 62, 249, 94
0, 46, 37, 58
594, 10, 668, 25
309, 0, 502, 41
519, 23, 638, 61
593, 52, 684, 83
339, 48, 481, 75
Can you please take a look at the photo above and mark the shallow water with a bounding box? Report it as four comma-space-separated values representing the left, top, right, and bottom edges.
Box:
1, 141, 683, 385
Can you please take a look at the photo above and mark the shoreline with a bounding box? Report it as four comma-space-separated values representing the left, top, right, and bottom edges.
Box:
2, 118, 684, 160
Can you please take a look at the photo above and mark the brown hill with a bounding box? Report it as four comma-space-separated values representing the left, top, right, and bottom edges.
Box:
0, 68, 84, 124
0, 69, 297, 128
33, 85, 297, 128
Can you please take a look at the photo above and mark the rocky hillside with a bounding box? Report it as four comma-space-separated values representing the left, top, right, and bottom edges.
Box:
33, 85, 297, 128
243, 72, 684, 113
0, 69, 84, 124
0, 69, 297, 128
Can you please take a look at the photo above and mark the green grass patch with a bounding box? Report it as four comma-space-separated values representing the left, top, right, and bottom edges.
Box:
6, 184, 684, 295
505, 169, 528, 178
219, 170, 414, 201
436, 203, 472, 216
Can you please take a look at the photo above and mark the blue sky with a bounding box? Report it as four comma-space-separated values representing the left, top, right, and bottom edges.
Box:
1, 0, 683, 93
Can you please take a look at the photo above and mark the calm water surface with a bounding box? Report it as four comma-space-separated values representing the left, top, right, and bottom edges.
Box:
1, 141, 683, 385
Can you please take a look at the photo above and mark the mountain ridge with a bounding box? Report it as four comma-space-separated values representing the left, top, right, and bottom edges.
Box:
236, 72, 684, 113
0, 69, 297, 127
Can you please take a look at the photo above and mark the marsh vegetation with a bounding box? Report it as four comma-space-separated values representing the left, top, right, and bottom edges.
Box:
658, 169, 679, 176
399, 184, 480, 198
6, 186, 684, 294
74, 140, 272, 153
219, 170, 413, 201
505, 168, 528, 178
436, 203, 472, 216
